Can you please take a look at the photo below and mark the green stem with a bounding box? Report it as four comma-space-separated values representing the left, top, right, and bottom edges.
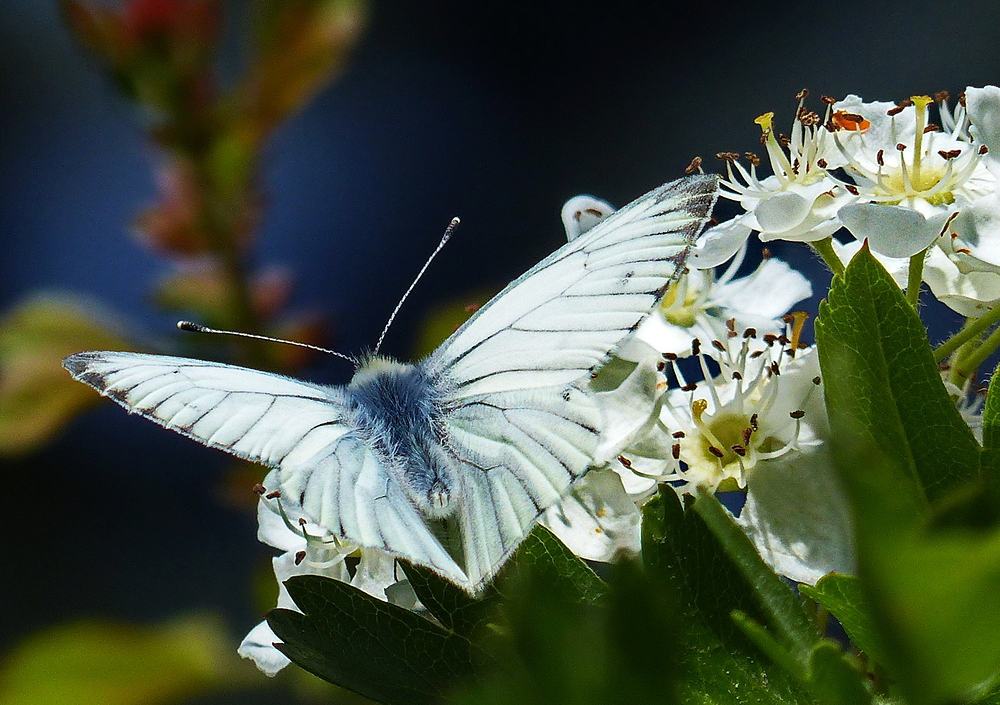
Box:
906, 249, 927, 308
951, 323, 1000, 386
809, 237, 845, 275
934, 305, 1000, 363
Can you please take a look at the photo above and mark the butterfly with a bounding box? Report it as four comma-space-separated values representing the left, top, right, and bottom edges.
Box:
63, 174, 718, 594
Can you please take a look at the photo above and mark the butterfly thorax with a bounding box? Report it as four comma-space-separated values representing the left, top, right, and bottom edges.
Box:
346, 356, 458, 519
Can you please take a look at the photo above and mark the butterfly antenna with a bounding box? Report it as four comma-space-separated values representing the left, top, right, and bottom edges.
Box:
374, 217, 460, 355
176, 321, 357, 365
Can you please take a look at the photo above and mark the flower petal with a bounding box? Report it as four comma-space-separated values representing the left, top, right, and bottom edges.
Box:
238, 621, 290, 677
923, 245, 1000, 316
736, 447, 856, 585
592, 356, 665, 465
561, 195, 615, 241
716, 258, 812, 319
542, 468, 641, 561
754, 190, 814, 233
966, 85, 1000, 178
839, 202, 948, 258
689, 216, 754, 269
951, 192, 1000, 268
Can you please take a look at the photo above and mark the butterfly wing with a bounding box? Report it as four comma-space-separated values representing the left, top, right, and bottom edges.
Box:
424, 174, 719, 589
62, 351, 466, 582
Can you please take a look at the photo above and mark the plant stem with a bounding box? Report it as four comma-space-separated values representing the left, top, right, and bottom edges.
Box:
934, 305, 1000, 363
809, 237, 845, 276
950, 322, 1000, 386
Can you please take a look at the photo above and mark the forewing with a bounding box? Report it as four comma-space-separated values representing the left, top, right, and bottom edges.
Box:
425, 175, 719, 590
62, 351, 466, 582
426, 175, 719, 399
63, 351, 351, 468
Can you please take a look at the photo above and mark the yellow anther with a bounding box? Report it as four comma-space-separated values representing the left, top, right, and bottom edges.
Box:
754, 112, 775, 132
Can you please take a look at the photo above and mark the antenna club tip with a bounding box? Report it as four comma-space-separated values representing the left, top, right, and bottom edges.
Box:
177, 320, 203, 332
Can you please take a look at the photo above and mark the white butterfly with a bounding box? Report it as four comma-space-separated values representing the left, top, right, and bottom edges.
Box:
63, 175, 718, 594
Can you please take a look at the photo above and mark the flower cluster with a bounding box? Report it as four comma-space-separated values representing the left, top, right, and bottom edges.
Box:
706, 86, 1000, 317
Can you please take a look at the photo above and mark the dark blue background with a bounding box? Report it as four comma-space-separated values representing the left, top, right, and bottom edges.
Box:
3, 2, 999, 702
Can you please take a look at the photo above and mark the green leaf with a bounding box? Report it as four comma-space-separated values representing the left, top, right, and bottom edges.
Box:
493, 524, 607, 604
800, 574, 884, 668
984, 361, 1000, 451
815, 244, 979, 507
269, 575, 489, 705
871, 529, 1000, 703
970, 678, 1000, 704
732, 613, 872, 705
697, 493, 871, 703
642, 488, 810, 703
805, 641, 872, 705
694, 489, 819, 657
448, 553, 679, 704
817, 247, 1000, 702
0, 615, 256, 705
401, 562, 497, 637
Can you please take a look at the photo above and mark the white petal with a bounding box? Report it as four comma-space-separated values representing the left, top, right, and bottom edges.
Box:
839, 202, 948, 258
952, 192, 1000, 268
561, 195, 616, 241
255, 489, 307, 553
834, 95, 914, 155
737, 447, 855, 585
754, 190, 813, 233
238, 621, 290, 677
689, 217, 753, 269
542, 468, 641, 561
923, 246, 1000, 316
753, 181, 839, 235
351, 549, 397, 600
966, 85, 1000, 178
716, 258, 812, 320
592, 356, 665, 465
630, 312, 700, 358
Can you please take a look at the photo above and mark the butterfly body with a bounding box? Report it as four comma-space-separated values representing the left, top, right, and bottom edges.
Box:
64, 175, 719, 593
345, 357, 457, 519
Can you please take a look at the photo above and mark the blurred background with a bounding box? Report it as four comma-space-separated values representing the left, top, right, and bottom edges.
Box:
2, 1, 999, 703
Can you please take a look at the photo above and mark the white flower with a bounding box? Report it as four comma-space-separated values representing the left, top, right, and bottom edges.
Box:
943, 87, 1000, 272
834, 93, 995, 258
561, 194, 616, 241
667, 342, 853, 584
658, 340, 827, 493
625, 247, 812, 359
967, 85, 1000, 179
947, 191, 1000, 272
238, 470, 414, 676
606, 334, 854, 584
540, 356, 668, 560
704, 92, 856, 260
